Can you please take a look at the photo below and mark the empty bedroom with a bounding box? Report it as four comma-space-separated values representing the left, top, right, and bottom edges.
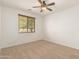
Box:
0, 0, 79, 59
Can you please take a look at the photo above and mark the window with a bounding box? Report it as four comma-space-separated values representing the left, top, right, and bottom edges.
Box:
18, 14, 35, 33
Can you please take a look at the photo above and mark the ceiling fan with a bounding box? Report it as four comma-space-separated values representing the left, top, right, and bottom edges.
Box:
33, 0, 55, 12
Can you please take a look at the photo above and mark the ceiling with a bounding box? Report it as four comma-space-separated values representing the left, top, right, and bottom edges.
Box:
1, 0, 79, 15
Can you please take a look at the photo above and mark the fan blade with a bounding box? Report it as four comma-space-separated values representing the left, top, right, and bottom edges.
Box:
38, 0, 42, 4
40, 9, 43, 12
47, 2, 55, 6
33, 6, 41, 8
46, 8, 52, 11
43, 1, 46, 5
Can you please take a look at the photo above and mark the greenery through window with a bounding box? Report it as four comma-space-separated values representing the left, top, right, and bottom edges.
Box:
18, 14, 35, 33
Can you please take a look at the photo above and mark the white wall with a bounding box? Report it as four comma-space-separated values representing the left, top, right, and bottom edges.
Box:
0, 6, 2, 43
44, 5, 79, 49
0, 6, 43, 48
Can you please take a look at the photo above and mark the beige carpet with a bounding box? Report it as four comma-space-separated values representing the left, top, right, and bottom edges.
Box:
0, 40, 79, 59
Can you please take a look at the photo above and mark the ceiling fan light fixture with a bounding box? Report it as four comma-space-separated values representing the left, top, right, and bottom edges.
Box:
42, 7, 47, 10
33, 0, 55, 12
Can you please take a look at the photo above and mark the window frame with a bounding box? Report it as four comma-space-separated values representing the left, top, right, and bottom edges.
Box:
18, 14, 35, 33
